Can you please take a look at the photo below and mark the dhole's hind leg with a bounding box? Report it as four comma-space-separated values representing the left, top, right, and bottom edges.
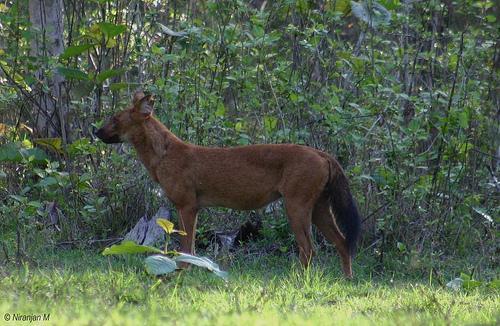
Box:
312, 195, 353, 278
284, 201, 315, 267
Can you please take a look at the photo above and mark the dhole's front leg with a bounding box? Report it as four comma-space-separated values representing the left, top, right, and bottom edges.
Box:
177, 205, 198, 261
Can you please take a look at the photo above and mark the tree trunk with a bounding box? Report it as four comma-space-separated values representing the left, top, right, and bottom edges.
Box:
29, 0, 68, 142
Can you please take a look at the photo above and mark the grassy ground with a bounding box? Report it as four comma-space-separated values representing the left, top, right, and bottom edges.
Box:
0, 247, 498, 326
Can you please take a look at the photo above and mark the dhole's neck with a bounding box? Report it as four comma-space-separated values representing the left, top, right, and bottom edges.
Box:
128, 117, 184, 174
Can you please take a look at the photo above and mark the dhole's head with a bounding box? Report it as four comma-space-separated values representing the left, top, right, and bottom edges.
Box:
95, 91, 154, 144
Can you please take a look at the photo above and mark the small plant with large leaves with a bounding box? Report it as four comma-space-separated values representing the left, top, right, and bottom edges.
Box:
102, 218, 228, 280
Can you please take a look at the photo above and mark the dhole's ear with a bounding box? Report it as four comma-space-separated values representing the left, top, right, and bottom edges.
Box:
132, 90, 146, 105
136, 94, 154, 117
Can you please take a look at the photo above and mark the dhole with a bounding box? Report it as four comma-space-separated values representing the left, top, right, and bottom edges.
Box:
96, 91, 361, 277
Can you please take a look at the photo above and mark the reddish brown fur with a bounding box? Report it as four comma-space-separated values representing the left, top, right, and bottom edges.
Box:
96, 91, 360, 277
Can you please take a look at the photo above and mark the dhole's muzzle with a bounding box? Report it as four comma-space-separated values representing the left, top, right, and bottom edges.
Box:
95, 127, 122, 144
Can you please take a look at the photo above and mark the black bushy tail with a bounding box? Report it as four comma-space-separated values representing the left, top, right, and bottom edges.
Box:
326, 156, 361, 257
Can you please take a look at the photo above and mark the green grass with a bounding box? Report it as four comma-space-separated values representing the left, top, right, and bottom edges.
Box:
0, 248, 498, 325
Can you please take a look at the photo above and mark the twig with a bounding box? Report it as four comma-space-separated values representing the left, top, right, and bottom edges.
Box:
1, 241, 9, 263
430, 30, 466, 197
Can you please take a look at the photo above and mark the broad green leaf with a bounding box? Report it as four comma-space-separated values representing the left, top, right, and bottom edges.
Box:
60, 44, 93, 60
37, 176, 58, 188
0, 143, 48, 163
351, 1, 391, 28
296, 0, 310, 12
489, 279, 500, 289
88, 23, 103, 39
359, 174, 376, 182
145, 255, 177, 275
98, 22, 127, 38
19, 148, 49, 163
485, 15, 496, 23
463, 279, 482, 290
102, 240, 162, 255
238, 133, 251, 145
446, 278, 463, 291
215, 102, 225, 117
110, 82, 128, 91
156, 218, 187, 236
96, 68, 125, 84
157, 218, 174, 234
0, 143, 23, 162
27, 201, 42, 208
448, 54, 458, 70
105, 38, 117, 48
68, 138, 98, 156
460, 273, 471, 282
235, 122, 245, 132
57, 67, 89, 80
34, 138, 64, 154
173, 253, 228, 280
264, 116, 278, 133
378, 0, 400, 10
325, 0, 350, 13
157, 23, 188, 37
151, 45, 164, 55
458, 110, 469, 129
472, 207, 493, 223
9, 195, 27, 203
70, 80, 95, 99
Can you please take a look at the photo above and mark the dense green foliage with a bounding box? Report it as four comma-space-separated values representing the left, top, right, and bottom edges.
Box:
0, 0, 498, 303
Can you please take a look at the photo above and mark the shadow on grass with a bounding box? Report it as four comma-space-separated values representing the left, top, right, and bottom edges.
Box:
0, 245, 441, 289
2, 237, 494, 295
